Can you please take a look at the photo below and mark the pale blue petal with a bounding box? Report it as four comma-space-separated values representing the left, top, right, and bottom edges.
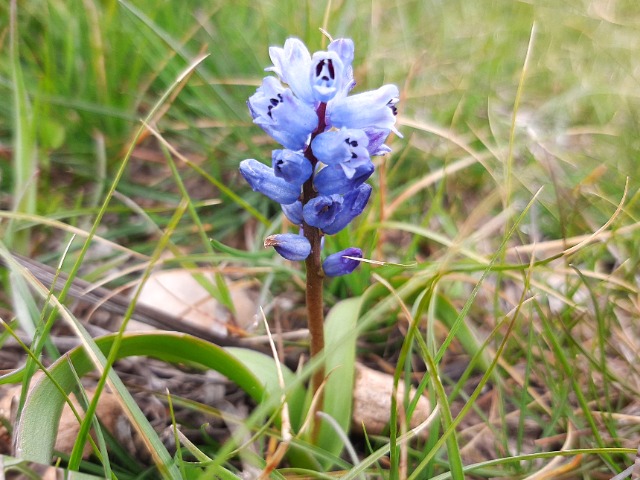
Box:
239, 158, 300, 205
310, 51, 344, 102
272, 149, 312, 187
314, 162, 374, 196
328, 84, 401, 136
266, 38, 315, 104
248, 77, 318, 150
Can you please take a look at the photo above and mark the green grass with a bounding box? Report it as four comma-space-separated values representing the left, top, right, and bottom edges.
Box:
1, 0, 640, 478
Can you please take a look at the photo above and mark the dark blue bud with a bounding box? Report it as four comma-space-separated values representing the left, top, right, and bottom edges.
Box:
322, 184, 372, 235
323, 247, 363, 277
264, 233, 311, 261
239, 159, 300, 205
272, 149, 312, 187
302, 194, 343, 230
302, 184, 372, 234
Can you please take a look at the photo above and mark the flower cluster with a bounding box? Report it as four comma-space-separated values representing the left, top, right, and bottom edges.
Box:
240, 37, 400, 277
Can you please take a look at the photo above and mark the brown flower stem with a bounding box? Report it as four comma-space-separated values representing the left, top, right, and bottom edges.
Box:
302, 221, 324, 425
302, 102, 327, 440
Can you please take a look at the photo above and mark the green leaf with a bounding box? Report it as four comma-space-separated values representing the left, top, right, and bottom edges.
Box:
14, 332, 301, 469
225, 347, 306, 431
317, 297, 362, 460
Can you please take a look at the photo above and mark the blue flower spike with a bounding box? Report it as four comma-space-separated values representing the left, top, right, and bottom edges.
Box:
240, 35, 400, 275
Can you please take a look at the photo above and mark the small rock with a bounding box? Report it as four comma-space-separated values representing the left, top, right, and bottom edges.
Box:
351, 363, 432, 438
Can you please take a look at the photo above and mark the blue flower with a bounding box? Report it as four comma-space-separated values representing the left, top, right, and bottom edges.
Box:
248, 77, 318, 150
264, 233, 311, 261
310, 51, 345, 102
240, 36, 401, 274
322, 184, 372, 235
239, 158, 300, 205
311, 128, 370, 178
266, 38, 315, 104
303, 184, 372, 235
314, 161, 374, 196
302, 194, 343, 230
272, 149, 312, 187
323, 247, 363, 277
328, 84, 401, 136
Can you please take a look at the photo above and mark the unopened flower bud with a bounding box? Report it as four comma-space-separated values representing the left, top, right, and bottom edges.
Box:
264, 233, 311, 261
323, 247, 363, 277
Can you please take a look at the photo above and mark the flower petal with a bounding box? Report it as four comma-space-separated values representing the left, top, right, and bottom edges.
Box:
314, 162, 374, 196
303, 194, 343, 230
303, 184, 372, 234
239, 158, 300, 205
310, 51, 344, 102
362, 127, 393, 156
272, 149, 312, 187
311, 128, 370, 174
282, 200, 303, 225
328, 38, 356, 98
322, 184, 372, 235
328, 84, 401, 137
266, 38, 315, 104
248, 77, 318, 150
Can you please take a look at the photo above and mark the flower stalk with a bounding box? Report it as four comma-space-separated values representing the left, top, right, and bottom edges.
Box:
302, 102, 327, 423
239, 35, 400, 442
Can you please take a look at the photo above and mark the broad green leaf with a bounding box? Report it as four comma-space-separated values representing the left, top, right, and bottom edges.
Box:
317, 297, 362, 459
224, 347, 306, 431
14, 332, 301, 469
